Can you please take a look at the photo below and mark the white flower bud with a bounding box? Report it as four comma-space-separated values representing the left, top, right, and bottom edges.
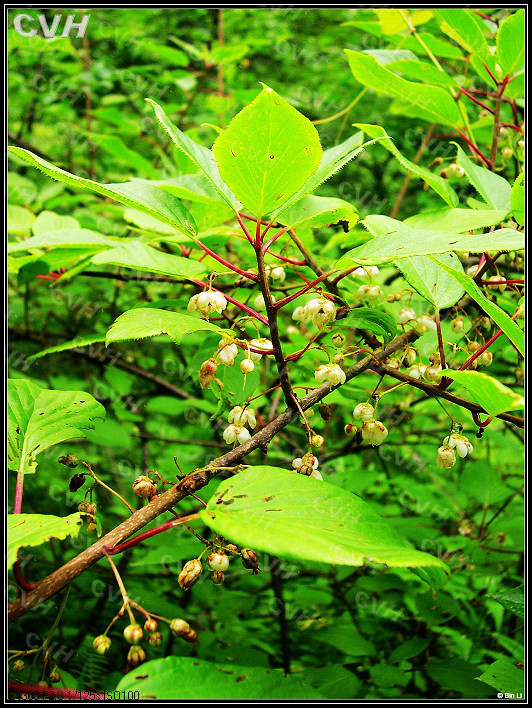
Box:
353, 266, 379, 279
314, 363, 346, 385
397, 308, 416, 324
408, 364, 426, 380
216, 340, 238, 366
187, 294, 199, 313
270, 266, 286, 282
424, 364, 442, 383
451, 317, 465, 333
310, 468, 323, 481
253, 294, 266, 311
292, 306, 310, 323
436, 445, 456, 469
240, 358, 255, 374
228, 406, 257, 429
444, 433, 473, 458
366, 285, 382, 301
311, 298, 336, 329
415, 314, 437, 334
357, 284, 371, 299
361, 419, 388, 446
479, 351, 493, 366
223, 424, 251, 445
248, 338, 274, 361
196, 290, 227, 317
353, 402, 375, 421
404, 347, 417, 366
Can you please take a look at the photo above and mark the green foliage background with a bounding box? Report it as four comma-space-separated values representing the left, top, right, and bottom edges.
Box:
8, 7, 524, 700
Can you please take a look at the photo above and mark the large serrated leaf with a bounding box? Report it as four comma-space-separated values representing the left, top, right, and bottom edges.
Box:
8, 229, 123, 254
146, 99, 240, 210
8, 379, 105, 476
405, 207, 510, 232
115, 656, 323, 699
489, 585, 525, 619
496, 9, 525, 77
8, 146, 197, 237
28, 334, 107, 361
345, 50, 461, 127
398, 252, 465, 309
339, 215, 523, 267
91, 241, 206, 280
355, 124, 458, 207
455, 145, 512, 211
8, 513, 83, 569
213, 85, 322, 218
106, 308, 226, 345
201, 467, 448, 571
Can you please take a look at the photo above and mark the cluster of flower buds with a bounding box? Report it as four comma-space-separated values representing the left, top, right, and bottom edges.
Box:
292, 453, 322, 480
223, 405, 257, 445
265, 264, 286, 282
350, 402, 388, 447
357, 284, 382, 301
436, 432, 473, 469
144, 618, 161, 647
314, 363, 346, 386
292, 297, 336, 329
206, 551, 230, 584
353, 266, 379, 280
238, 338, 274, 374
188, 290, 227, 318
132, 475, 157, 499
178, 558, 203, 591
414, 314, 437, 335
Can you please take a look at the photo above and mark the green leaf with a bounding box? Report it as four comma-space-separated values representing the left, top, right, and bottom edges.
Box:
28, 334, 107, 361
345, 50, 461, 127
496, 9, 525, 77
7, 147, 197, 237
8, 379, 105, 476
146, 99, 240, 210
91, 241, 206, 280
213, 84, 322, 217
331, 308, 397, 343
397, 252, 465, 309
201, 467, 448, 570
7, 204, 35, 236
143, 173, 229, 205
442, 371, 524, 417
405, 207, 510, 232
355, 124, 458, 206
338, 215, 523, 266
476, 658, 524, 695
455, 145, 512, 211
511, 173, 524, 226
32, 210, 79, 234
435, 10, 492, 62
269, 132, 376, 219
8, 513, 83, 569
489, 585, 525, 619
429, 258, 525, 355
8, 229, 122, 254
106, 308, 226, 345
115, 656, 322, 699
277, 195, 358, 230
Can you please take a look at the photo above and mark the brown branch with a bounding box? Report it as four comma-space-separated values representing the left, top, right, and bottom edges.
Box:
370, 364, 524, 428
8, 330, 416, 622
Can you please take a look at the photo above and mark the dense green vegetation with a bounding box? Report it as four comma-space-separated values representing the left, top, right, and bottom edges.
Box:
8, 8, 524, 700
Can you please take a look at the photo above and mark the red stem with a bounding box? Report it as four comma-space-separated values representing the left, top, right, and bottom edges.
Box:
460, 87, 494, 113
12, 559, 36, 591
13, 471, 24, 514
105, 515, 197, 556
268, 250, 306, 266
455, 128, 492, 167
192, 279, 268, 325
194, 239, 257, 281
274, 271, 334, 310
479, 279, 524, 285
482, 61, 500, 87
262, 225, 292, 254
8, 682, 104, 700
459, 329, 503, 371
236, 212, 253, 243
